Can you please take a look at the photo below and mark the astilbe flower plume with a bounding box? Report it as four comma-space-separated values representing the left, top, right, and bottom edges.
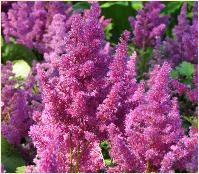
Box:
153, 2, 198, 66
1, 61, 31, 145
106, 62, 197, 172
1, 61, 42, 162
129, 1, 169, 48
1, 1, 72, 54
97, 30, 138, 133
161, 127, 198, 173
29, 3, 111, 172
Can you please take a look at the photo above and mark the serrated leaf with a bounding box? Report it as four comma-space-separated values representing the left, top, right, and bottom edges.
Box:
1, 137, 25, 172
12, 60, 31, 79
175, 61, 194, 78
16, 166, 26, 173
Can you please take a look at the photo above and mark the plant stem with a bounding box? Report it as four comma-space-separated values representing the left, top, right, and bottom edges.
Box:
69, 130, 73, 173
145, 160, 150, 173
75, 143, 80, 173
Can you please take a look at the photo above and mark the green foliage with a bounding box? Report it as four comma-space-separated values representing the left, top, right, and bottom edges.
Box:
72, 2, 90, 10
170, 61, 194, 85
131, 1, 143, 10
1, 41, 36, 64
15, 166, 26, 173
32, 84, 39, 94
183, 116, 198, 128
100, 141, 113, 166
162, 1, 194, 37
100, 2, 136, 43
175, 62, 194, 79
100, 2, 129, 8
137, 47, 153, 81
1, 137, 25, 173
104, 23, 113, 41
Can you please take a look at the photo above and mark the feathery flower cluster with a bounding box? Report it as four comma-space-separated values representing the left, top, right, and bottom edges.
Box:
1, 1, 72, 53
161, 127, 198, 172
1, 1, 198, 173
1, 61, 42, 161
104, 63, 197, 172
153, 2, 198, 66
97, 30, 137, 133
106, 63, 194, 172
129, 1, 169, 48
29, 3, 110, 172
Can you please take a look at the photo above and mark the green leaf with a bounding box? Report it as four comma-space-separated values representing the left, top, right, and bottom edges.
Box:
1, 43, 36, 64
131, 2, 143, 10
104, 23, 113, 40
101, 2, 129, 9
104, 159, 112, 166
100, 2, 114, 8
175, 61, 194, 78
183, 116, 198, 128
187, 12, 193, 18
12, 60, 31, 79
73, 2, 90, 10
33, 84, 39, 94
100, 140, 109, 149
170, 69, 179, 79
16, 166, 26, 173
101, 3, 136, 43
162, 2, 182, 15
1, 35, 4, 47
1, 137, 25, 172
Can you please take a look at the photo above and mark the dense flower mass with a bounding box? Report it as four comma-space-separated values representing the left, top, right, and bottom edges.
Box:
1, 1, 72, 53
153, 2, 198, 66
161, 126, 198, 173
29, 3, 110, 172
1, 61, 42, 162
1, 1, 198, 173
129, 1, 169, 48
106, 62, 196, 172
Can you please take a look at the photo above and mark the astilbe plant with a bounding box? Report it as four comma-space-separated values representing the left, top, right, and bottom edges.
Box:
1, 61, 42, 162
1, 1, 72, 54
129, 1, 169, 48
105, 62, 197, 172
161, 126, 198, 172
28, 3, 111, 172
153, 2, 198, 66
1, 1, 198, 173
97, 30, 138, 134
